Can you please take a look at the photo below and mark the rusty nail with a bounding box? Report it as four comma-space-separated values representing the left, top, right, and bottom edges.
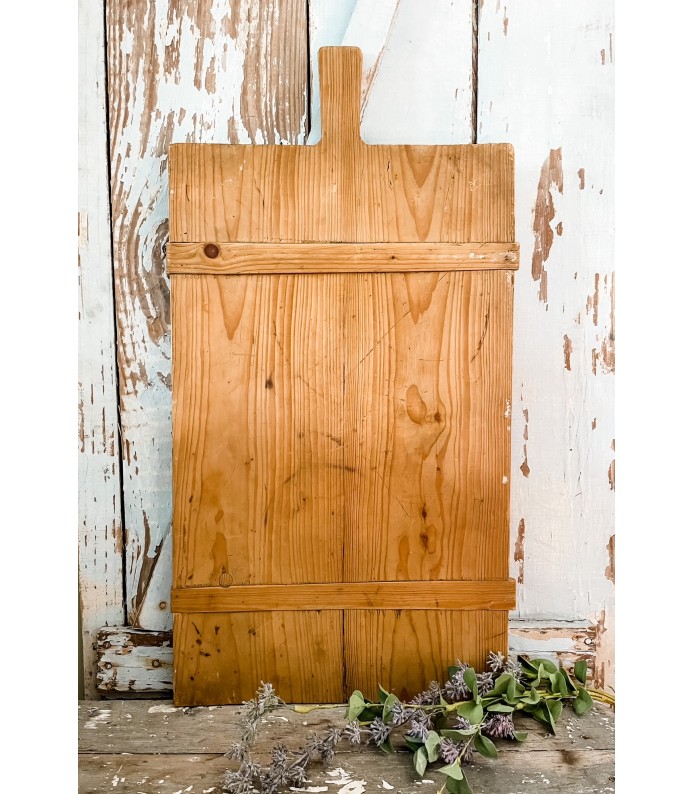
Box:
204, 243, 220, 259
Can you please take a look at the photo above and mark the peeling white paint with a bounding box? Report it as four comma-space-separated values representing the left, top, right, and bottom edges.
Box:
85, 709, 112, 729
308, 0, 474, 145
148, 704, 179, 714
478, 0, 614, 687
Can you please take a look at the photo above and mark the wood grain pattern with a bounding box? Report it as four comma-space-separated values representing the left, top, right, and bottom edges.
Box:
346, 610, 509, 699
78, 701, 615, 793
79, 698, 615, 755
171, 580, 516, 612
79, 0, 124, 698
170, 47, 516, 703
173, 612, 343, 705
167, 241, 520, 274
105, 0, 308, 629
478, 0, 615, 689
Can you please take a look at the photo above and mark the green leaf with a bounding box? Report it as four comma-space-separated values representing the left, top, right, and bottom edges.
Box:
544, 702, 557, 735
574, 660, 588, 685
547, 699, 563, 724
519, 687, 540, 705
486, 702, 515, 713
573, 686, 593, 716
548, 672, 568, 696
519, 655, 538, 674
474, 733, 498, 760
514, 732, 528, 743
559, 667, 578, 694
530, 657, 558, 674
506, 677, 517, 700
441, 728, 477, 740
414, 746, 428, 776
492, 673, 513, 694
360, 707, 381, 722
457, 701, 483, 724
377, 684, 390, 704
425, 730, 441, 762
448, 665, 462, 679
445, 773, 474, 794
347, 691, 366, 721
438, 761, 464, 781
379, 739, 395, 755
382, 692, 399, 723
535, 663, 546, 681
463, 668, 478, 698
405, 735, 425, 752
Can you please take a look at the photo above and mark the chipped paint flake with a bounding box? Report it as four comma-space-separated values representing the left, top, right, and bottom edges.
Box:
531, 147, 563, 303
514, 519, 525, 584
605, 534, 615, 583
563, 334, 573, 371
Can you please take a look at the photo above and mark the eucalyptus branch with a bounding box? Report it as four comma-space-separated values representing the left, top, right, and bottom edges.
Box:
223, 654, 606, 794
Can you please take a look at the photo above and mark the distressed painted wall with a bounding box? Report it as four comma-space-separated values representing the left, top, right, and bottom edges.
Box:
477, 0, 615, 689
79, 0, 614, 691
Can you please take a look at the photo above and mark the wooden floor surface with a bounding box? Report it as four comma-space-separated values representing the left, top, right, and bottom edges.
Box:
78, 700, 614, 793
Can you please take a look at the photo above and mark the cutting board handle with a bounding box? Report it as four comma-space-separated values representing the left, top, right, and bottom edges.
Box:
318, 46, 363, 149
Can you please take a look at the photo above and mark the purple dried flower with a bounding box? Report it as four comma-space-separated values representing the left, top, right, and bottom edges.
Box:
369, 717, 392, 747
343, 721, 362, 745
504, 658, 523, 682
288, 766, 308, 786
406, 714, 431, 741
325, 727, 344, 745
226, 743, 248, 762
482, 714, 516, 740
487, 651, 506, 673
412, 681, 443, 705
222, 769, 256, 794
477, 672, 494, 696
454, 716, 472, 731
439, 738, 464, 764
443, 668, 470, 701
389, 702, 414, 726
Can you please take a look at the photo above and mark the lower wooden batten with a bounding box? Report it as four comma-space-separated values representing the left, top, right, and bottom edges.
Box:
173, 609, 509, 705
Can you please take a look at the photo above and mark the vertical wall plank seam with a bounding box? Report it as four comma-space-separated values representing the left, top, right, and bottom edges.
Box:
102, 0, 128, 627
471, 0, 479, 143
305, 0, 313, 139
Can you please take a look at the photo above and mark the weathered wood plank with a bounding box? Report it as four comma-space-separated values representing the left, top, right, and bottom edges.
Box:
105, 0, 309, 630
79, 701, 614, 793
478, 0, 615, 689
308, 0, 474, 144
79, 0, 125, 698
79, 750, 616, 794
79, 699, 615, 755
166, 242, 520, 275
97, 628, 173, 697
